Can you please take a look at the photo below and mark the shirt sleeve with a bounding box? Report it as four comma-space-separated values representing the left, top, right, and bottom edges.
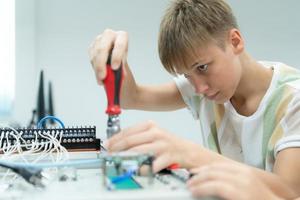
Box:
274, 92, 300, 157
173, 75, 202, 119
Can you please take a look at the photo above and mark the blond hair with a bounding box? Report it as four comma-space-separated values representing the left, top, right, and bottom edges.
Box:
158, 0, 238, 75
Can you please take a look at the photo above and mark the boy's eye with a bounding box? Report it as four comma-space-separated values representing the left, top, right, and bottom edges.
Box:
196, 64, 208, 72
184, 73, 190, 78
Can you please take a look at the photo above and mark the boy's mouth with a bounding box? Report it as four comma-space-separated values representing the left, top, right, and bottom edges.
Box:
206, 92, 219, 100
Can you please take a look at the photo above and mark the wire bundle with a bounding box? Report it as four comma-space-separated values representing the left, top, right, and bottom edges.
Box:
0, 125, 69, 187
0, 126, 69, 162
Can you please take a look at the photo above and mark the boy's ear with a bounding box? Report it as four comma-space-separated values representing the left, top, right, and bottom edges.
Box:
228, 29, 244, 54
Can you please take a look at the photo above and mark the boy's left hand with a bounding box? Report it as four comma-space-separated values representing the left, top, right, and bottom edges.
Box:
187, 163, 281, 200
106, 120, 201, 173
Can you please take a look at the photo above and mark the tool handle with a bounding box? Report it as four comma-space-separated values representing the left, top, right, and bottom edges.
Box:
167, 163, 180, 170
103, 54, 123, 115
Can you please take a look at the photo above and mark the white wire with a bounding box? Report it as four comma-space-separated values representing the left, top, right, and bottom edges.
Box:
0, 126, 70, 185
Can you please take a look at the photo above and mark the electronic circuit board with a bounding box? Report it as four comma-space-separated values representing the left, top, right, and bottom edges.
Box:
0, 152, 217, 200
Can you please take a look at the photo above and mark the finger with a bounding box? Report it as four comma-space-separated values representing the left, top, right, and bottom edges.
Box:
96, 34, 102, 41
152, 153, 174, 173
93, 29, 116, 81
190, 162, 245, 175
128, 140, 176, 172
127, 140, 169, 156
138, 164, 153, 176
88, 42, 97, 70
108, 129, 156, 152
187, 168, 238, 188
121, 60, 129, 78
88, 40, 96, 62
111, 31, 128, 70
89, 36, 104, 85
108, 120, 156, 147
89, 34, 102, 62
189, 165, 210, 174
189, 180, 238, 200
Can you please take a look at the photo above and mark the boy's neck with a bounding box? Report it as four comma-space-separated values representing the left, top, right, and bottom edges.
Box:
230, 52, 274, 116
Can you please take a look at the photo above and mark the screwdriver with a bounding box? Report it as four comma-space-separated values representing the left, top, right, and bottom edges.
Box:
103, 54, 124, 139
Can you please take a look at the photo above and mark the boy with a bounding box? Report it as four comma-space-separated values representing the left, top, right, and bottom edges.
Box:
89, 0, 300, 198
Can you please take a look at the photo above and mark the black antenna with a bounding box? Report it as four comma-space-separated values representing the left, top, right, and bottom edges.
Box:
37, 70, 46, 124
48, 81, 55, 125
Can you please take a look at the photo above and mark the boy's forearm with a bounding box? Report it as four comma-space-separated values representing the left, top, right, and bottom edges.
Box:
120, 62, 185, 111
252, 167, 297, 199
120, 63, 139, 109
123, 83, 186, 111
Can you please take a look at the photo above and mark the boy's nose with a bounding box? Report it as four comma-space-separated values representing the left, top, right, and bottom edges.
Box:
194, 83, 209, 94
191, 76, 209, 94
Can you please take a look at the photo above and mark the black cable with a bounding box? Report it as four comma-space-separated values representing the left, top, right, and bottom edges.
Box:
0, 161, 44, 187
100, 144, 107, 152
99, 139, 107, 152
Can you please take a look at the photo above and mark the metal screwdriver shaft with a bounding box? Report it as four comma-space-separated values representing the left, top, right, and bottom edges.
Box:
103, 54, 123, 139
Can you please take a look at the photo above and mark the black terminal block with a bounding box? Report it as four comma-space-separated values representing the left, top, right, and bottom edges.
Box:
0, 126, 101, 152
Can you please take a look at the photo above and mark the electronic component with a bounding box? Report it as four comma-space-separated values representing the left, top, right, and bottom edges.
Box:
101, 152, 154, 190
0, 126, 101, 152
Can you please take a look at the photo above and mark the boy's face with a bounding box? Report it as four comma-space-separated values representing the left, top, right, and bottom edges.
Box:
181, 42, 242, 104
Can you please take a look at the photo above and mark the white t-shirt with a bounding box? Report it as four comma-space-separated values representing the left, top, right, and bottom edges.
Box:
174, 61, 300, 171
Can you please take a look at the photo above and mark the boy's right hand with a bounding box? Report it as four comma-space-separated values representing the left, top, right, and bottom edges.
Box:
88, 29, 129, 85
88, 29, 185, 111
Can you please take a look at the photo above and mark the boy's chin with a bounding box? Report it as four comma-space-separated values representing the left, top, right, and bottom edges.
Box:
214, 96, 228, 104
214, 99, 226, 104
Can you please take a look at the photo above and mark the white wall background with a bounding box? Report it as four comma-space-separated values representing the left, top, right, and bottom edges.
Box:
14, 0, 300, 142
15, 0, 36, 124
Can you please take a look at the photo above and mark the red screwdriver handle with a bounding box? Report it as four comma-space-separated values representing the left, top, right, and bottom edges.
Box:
103, 55, 123, 115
